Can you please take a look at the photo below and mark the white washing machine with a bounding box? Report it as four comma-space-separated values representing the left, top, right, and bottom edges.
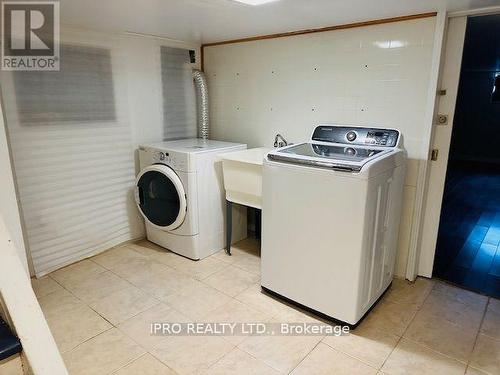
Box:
136, 138, 246, 260
261, 125, 406, 326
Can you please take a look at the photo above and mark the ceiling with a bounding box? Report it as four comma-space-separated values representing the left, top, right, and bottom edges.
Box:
60, 0, 500, 44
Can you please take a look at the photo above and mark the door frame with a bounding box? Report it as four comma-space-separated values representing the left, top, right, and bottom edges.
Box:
410, 6, 500, 279
404, 11, 447, 281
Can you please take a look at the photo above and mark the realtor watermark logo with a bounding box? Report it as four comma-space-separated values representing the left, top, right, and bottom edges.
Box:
1, 1, 60, 70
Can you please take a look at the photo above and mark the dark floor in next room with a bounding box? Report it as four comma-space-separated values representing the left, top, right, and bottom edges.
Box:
434, 165, 500, 298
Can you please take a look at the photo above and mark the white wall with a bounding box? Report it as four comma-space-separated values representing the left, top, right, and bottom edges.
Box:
123, 34, 200, 172
204, 17, 437, 277
1, 27, 200, 276
0, 99, 29, 273
124, 35, 201, 147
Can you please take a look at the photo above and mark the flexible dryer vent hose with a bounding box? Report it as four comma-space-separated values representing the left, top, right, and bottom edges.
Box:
192, 69, 209, 140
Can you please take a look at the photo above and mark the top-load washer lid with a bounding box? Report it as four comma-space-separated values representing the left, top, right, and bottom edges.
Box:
267, 125, 401, 172
281, 143, 384, 162
268, 143, 389, 172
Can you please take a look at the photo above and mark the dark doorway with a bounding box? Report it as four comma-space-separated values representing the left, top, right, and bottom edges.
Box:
433, 14, 500, 298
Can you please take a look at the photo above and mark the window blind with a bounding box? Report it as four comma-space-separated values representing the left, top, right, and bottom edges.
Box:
1, 41, 143, 276
160, 46, 197, 140
14, 45, 116, 124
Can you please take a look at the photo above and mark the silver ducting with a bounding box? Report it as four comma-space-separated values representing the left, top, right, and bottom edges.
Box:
192, 69, 209, 140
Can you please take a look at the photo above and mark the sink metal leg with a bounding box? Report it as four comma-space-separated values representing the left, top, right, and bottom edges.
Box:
226, 200, 232, 255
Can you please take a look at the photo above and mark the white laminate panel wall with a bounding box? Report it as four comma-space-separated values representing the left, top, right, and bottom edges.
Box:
1, 30, 143, 276
1, 27, 200, 276
204, 17, 437, 277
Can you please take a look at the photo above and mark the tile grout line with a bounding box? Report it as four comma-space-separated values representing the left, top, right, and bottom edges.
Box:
231, 283, 288, 320
95, 245, 209, 306
399, 335, 472, 367
285, 339, 324, 375
320, 335, 384, 372
130, 240, 260, 279
43, 258, 171, 355
97, 338, 146, 375
320, 332, 396, 371
128, 298, 237, 374
378, 326, 403, 373
55, 262, 161, 327
111, 300, 195, 374
116, 297, 251, 373
198, 265, 260, 299
63, 326, 116, 355
39, 244, 497, 374
208, 345, 280, 374
236, 340, 286, 374
36, 242, 282, 373
105, 244, 262, 321
44, 273, 119, 331
108, 352, 148, 374
143, 350, 181, 375
394, 280, 490, 373
377, 279, 435, 372
399, 307, 480, 365
44, 273, 122, 346
126, 243, 251, 296
104, 262, 166, 304
464, 297, 491, 375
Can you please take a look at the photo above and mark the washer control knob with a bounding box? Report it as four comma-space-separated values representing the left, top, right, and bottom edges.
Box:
159, 152, 165, 161
345, 147, 356, 156
346, 131, 357, 142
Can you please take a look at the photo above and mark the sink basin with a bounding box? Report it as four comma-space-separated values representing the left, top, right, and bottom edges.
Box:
220, 147, 271, 209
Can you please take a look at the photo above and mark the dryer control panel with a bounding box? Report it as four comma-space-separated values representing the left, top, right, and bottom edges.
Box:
138, 146, 191, 172
152, 150, 171, 164
312, 126, 400, 147
151, 150, 189, 171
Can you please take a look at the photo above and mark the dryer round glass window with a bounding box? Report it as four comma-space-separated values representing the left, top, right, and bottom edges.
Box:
135, 165, 187, 230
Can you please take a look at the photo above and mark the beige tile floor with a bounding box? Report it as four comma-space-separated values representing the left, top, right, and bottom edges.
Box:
32, 238, 500, 375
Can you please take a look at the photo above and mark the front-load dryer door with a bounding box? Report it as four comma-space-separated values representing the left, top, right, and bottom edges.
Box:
135, 164, 187, 231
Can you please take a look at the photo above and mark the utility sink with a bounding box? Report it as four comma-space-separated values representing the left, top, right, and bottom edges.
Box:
220, 147, 271, 209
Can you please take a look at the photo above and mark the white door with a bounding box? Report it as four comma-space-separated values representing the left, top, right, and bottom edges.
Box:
418, 17, 468, 277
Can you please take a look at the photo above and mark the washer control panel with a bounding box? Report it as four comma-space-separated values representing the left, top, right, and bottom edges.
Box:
312, 126, 399, 147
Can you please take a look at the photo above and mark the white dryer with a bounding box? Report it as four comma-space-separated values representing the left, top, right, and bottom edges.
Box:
136, 139, 246, 260
261, 125, 406, 326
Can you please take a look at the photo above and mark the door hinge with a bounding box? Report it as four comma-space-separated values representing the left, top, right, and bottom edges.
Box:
431, 149, 439, 161
438, 89, 447, 96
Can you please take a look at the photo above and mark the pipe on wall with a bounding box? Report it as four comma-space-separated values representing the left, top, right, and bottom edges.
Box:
192, 69, 209, 140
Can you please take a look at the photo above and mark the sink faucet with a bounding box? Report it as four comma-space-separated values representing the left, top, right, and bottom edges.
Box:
274, 134, 289, 148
